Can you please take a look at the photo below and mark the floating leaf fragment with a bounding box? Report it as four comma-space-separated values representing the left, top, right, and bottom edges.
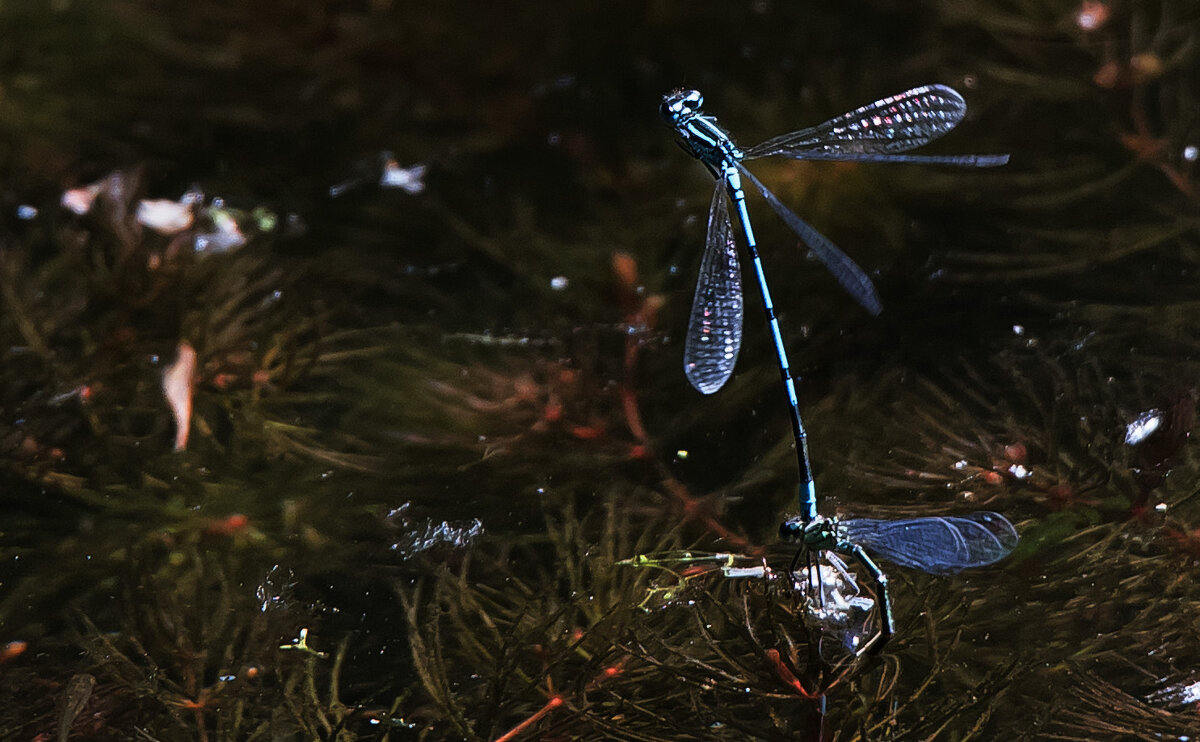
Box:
136, 198, 194, 234
163, 342, 197, 451
56, 673, 96, 742
60, 181, 104, 215
0, 640, 27, 664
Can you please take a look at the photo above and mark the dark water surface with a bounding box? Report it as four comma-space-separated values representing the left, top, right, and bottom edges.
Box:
2, 1, 1199, 740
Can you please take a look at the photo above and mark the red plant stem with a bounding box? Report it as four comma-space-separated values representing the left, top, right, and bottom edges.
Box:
493, 696, 564, 742
765, 649, 822, 701
585, 657, 627, 691
1127, 83, 1200, 207
620, 386, 649, 444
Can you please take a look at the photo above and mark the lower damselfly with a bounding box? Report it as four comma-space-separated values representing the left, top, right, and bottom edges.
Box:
779, 511, 1018, 654
662, 85, 1017, 653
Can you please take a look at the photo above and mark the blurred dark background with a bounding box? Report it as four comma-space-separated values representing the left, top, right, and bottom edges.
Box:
2, 1, 1199, 739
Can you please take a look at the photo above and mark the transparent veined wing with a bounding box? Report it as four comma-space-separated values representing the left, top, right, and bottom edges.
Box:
684, 179, 743, 394
744, 84, 1006, 167
841, 511, 1018, 575
737, 164, 882, 316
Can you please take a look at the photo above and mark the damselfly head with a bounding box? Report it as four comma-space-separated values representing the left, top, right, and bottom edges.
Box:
660, 89, 703, 124
781, 515, 840, 550
779, 516, 804, 543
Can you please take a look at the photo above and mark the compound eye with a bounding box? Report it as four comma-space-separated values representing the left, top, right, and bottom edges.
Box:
660, 88, 704, 122
658, 98, 678, 121
779, 517, 803, 542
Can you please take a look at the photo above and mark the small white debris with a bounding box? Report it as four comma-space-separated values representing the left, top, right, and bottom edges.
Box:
180, 186, 205, 207
721, 566, 768, 578
16, 205, 38, 220
1074, 1, 1109, 31
550, 275, 569, 291
1125, 409, 1163, 445
1184, 145, 1198, 162
1148, 678, 1200, 707
61, 182, 103, 215
137, 199, 194, 234
194, 210, 246, 255
380, 158, 427, 194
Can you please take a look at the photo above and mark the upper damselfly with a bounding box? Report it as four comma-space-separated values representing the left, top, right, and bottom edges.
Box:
661, 84, 1008, 398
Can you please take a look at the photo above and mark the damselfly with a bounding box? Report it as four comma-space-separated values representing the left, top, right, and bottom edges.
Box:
779, 511, 1018, 653
662, 85, 1017, 653
662, 84, 1008, 397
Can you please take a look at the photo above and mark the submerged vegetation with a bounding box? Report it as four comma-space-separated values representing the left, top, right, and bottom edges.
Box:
1, 1, 1200, 740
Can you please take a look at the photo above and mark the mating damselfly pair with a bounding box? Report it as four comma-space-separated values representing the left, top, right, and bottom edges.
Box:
657, 84, 1018, 654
